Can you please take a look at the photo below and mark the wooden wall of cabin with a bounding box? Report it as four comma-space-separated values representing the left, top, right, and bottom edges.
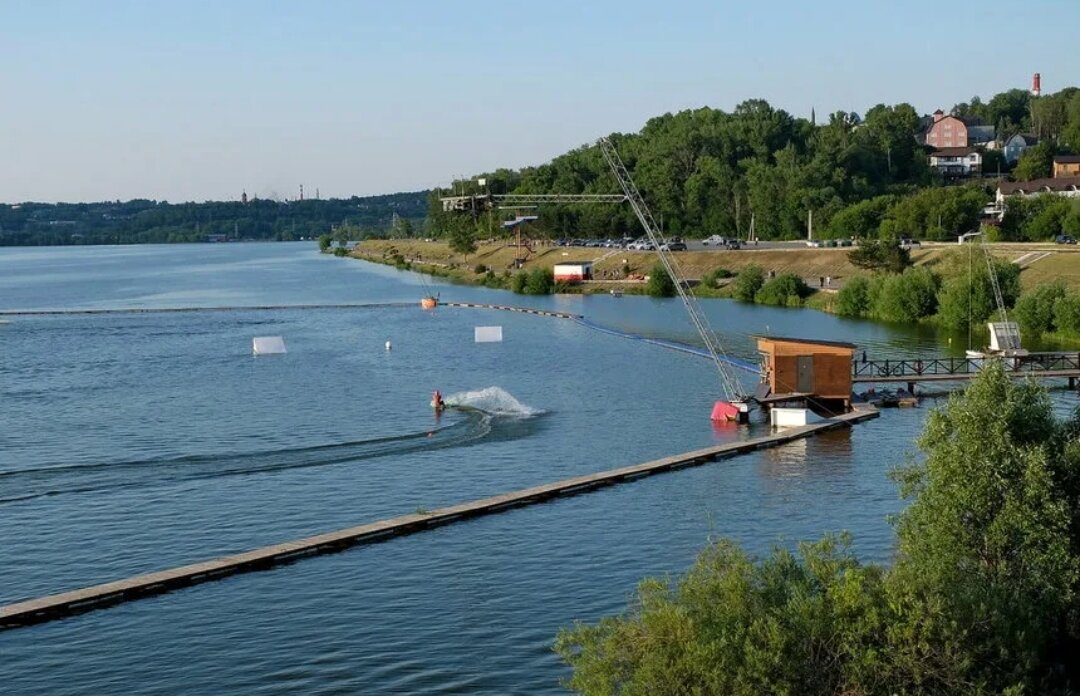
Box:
812, 353, 853, 399
771, 355, 800, 393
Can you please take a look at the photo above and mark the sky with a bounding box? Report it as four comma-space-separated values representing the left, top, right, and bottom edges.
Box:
1, 0, 1077, 204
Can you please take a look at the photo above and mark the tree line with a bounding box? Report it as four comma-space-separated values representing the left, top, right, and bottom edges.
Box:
0, 193, 427, 246
429, 85, 1080, 244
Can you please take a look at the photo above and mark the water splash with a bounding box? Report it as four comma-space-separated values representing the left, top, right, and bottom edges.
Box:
443, 387, 544, 417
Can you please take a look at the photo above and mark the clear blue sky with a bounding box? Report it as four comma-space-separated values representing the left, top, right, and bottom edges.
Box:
1, 0, 1077, 203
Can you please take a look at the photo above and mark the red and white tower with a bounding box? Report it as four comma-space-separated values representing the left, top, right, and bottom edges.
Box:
1032, 73, 1042, 97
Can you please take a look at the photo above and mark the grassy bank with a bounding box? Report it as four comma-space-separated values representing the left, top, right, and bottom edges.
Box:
350, 238, 1080, 296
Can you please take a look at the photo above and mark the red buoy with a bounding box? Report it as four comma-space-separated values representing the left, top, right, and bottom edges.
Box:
711, 400, 749, 423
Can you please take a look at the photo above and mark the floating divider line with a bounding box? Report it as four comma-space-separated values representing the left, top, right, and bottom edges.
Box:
0, 302, 417, 317
0, 407, 878, 630
442, 302, 582, 320
575, 317, 760, 374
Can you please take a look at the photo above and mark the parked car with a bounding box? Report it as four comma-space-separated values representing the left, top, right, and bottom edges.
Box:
1056, 235, 1077, 245
702, 234, 726, 246
724, 240, 741, 250
806, 240, 821, 248
899, 236, 921, 247
660, 242, 687, 251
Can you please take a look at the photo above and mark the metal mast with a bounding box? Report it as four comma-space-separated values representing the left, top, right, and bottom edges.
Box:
981, 235, 1018, 349
597, 136, 746, 403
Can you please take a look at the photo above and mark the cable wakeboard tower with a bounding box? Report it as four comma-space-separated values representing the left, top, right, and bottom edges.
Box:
597, 136, 753, 422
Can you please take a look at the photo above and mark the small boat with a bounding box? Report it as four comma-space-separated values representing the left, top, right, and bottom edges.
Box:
609, 289, 623, 297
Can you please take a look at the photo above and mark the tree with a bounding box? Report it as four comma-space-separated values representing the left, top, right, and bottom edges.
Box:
891, 363, 1079, 691
1013, 140, 1057, 181
317, 234, 332, 252
836, 275, 872, 317
1063, 92, 1080, 152
1014, 282, 1067, 339
754, 272, 809, 307
523, 267, 553, 295
848, 239, 911, 273
645, 263, 675, 297
873, 266, 939, 322
825, 196, 895, 239
879, 186, 988, 241
1030, 94, 1068, 141
1054, 291, 1080, 336
732, 264, 765, 301
447, 220, 477, 259
935, 258, 1020, 331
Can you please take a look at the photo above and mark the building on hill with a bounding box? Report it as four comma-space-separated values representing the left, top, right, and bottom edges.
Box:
1003, 134, 1039, 164
923, 110, 995, 150
925, 110, 968, 148
1053, 155, 1080, 178
995, 176, 1080, 207
929, 147, 982, 177
968, 125, 996, 148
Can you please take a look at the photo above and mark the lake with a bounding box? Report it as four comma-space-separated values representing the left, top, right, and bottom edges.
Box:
1, 242, 1072, 694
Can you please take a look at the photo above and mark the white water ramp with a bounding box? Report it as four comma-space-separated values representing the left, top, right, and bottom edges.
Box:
474, 326, 503, 343
252, 336, 287, 355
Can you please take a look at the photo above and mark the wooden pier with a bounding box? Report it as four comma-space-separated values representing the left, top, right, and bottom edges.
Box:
0, 407, 877, 630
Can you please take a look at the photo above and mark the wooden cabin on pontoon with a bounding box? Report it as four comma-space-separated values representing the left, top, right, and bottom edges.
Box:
754, 336, 857, 414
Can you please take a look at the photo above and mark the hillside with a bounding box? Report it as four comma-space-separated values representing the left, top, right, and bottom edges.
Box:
430, 87, 1080, 244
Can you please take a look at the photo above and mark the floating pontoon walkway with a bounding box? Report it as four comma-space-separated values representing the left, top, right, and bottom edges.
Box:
0, 407, 877, 630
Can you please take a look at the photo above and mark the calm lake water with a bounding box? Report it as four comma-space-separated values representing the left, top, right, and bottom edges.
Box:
1, 242, 1074, 694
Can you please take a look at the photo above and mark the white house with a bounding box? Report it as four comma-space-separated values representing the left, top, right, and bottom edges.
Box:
929, 147, 982, 177
996, 176, 1080, 206
1003, 133, 1039, 164
553, 261, 593, 283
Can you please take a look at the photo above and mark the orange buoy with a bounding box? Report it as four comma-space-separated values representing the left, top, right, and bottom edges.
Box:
421, 296, 437, 310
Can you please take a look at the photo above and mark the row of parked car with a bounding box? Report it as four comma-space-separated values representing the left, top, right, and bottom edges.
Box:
553, 237, 687, 251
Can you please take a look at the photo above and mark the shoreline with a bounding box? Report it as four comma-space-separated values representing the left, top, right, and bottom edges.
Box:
341, 239, 1080, 349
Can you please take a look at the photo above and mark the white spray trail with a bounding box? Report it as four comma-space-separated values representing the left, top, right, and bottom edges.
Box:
442, 387, 544, 417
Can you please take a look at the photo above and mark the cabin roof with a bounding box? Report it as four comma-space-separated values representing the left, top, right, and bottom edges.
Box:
754, 335, 858, 350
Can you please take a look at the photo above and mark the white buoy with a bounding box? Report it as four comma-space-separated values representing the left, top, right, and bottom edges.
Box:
385, 340, 392, 351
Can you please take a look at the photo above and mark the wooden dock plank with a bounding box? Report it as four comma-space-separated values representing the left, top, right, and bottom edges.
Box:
0, 407, 878, 629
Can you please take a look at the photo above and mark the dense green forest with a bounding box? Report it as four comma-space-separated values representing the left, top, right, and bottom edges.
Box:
430, 86, 1080, 242
0, 192, 427, 246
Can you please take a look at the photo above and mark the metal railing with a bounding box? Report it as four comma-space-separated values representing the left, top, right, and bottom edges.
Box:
853, 353, 1080, 380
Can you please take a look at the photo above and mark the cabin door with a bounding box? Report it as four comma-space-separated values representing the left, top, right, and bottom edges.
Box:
796, 356, 814, 393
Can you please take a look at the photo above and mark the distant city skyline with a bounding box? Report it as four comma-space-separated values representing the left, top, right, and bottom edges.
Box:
1, 0, 1077, 203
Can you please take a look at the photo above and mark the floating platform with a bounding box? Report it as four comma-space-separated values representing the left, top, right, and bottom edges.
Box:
0, 407, 877, 630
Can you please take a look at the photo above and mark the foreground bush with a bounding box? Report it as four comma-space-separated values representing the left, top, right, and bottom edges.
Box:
557, 363, 1080, 694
